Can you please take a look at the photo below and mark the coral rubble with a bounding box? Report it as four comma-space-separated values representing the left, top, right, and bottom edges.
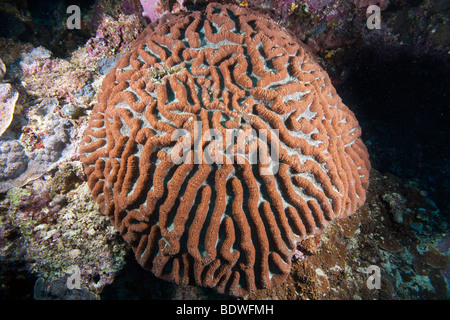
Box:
0, 4, 152, 298
0, 177, 129, 298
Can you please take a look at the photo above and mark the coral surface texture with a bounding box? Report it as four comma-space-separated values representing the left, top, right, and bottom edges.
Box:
80, 3, 370, 296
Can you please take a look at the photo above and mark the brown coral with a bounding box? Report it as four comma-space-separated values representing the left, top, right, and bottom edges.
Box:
80, 3, 370, 296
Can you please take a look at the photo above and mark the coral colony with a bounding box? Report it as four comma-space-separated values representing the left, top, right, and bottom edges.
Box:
81, 3, 370, 296
0, 0, 448, 300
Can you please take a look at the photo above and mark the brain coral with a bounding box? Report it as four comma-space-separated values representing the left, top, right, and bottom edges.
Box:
80, 3, 371, 296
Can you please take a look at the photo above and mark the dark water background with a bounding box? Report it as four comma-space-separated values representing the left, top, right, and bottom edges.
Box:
336, 52, 449, 222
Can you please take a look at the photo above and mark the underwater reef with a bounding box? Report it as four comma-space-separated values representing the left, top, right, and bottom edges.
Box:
0, 0, 448, 300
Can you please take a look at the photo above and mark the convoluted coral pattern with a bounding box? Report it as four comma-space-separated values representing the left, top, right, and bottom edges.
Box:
80, 3, 370, 296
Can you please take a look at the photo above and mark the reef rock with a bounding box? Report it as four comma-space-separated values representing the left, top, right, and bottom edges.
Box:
0, 140, 28, 181
0, 99, 76, 193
